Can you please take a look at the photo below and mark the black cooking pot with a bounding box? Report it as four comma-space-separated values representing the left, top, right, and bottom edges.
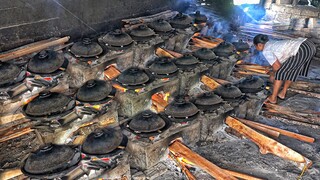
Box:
28, 50, 65, 74
70, 38, 103, 58
102, 29, 133, 48
76, 79, 113, 103
212, 42, 235, 57
237, 76, 264, 93
21, 144, 81, 179
0, 62, 25, 87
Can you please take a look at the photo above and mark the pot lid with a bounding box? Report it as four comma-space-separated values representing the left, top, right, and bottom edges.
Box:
0, 62, 21, 86
190, 11, 207, 23
102, 29, 133, 47
24, 92, 74, 117
82, 127, 123, 155
193, 48, 217, 61
164, 96, 199, 119
116, 67, 151, 87
238, 76, 264, 89
213, 42, 235, 57
129, 110, 166, 133
70, 38, 103, 58
130, 25, 155, 38
22, 144, 80, 176
232, 39, 250, 52
149, 19, 173, 33
214, 83, 242, 99
194, 92, 223, 106
170, 13, 193, 29
76, 79, 113, 102
28, 50, 65, 74
174, 54, 199, 67
149, 57, 178, 76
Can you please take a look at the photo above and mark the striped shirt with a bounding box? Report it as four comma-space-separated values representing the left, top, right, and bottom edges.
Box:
262, 38, 307, 65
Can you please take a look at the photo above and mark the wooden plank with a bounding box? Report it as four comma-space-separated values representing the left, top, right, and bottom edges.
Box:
238, 118, 315, 143
169, 141, 237, 180
226, 116, 312, 170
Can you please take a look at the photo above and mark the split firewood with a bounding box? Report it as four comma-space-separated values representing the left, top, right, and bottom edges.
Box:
151, 93, 169, 113
122, 10, 178, 24
201, 75, 222, 90
169, 141, 237, 180
234, 67, 269, 74
226, 116, 312, 170
164, 49, 183, 58
235, 64, 270, 71
191, 37, 221, 49
290, 81, 320, 93
238, 118, 315, 143
0, 113, 25, 125
233, 70, 269, 78
207, 76, 231, 85
0, 168, 23, 180
0, 127, 33, 143
222, 169, 263, 180
238, 121, 280, 138
264, 103, 320, 125
0, 36, 70, 62
288, 88, 320, 99
155, 47, 175, 59
169, 151, 196, 180
104, 65, 121, 80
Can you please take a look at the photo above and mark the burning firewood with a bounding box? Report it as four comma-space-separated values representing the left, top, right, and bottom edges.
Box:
151, 92, 169, 113
226, 116, 312, 170
0, 36, 70, 62
168, 151, 196, 180
169, 141, 263, 180
164, 49, 183, 58
237, 118, 315, 143
169, 141, 237, 180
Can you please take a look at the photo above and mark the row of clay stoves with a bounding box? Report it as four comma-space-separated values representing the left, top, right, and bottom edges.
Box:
0, 10, 266, 180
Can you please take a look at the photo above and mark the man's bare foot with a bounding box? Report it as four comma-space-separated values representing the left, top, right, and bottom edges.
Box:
264, 96, 277, 104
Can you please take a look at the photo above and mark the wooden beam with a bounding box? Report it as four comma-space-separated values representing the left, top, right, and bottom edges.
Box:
169, 141, 237, 180
0, 36, 70, 62
238, 118, 315, 143
225, 116, 312, 170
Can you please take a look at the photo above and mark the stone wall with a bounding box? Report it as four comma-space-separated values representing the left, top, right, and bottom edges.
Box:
0, 0, 189, 51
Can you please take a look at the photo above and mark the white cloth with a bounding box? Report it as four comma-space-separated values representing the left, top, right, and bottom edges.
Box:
262, 38, 307, 65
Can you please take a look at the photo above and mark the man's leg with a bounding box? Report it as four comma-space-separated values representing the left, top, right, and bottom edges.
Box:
278, 80, 292, 99
268, 80, 282, 103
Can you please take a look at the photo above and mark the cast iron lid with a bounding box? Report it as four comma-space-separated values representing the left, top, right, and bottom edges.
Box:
82, 127, 123, 155
149, 19, 173, 33
194, 92, 223, 107
193, 48, 217, 62
232, 40, 250, 52
70, 38, 103, 58
76, 79, 113, 103
237, 76, 264, 92
102, 29, 133, 47
212, 42, 235, 57
22, 144, 81, 177
28, 50, 65, 74
116, 67, 152, 88
214, 83, 242, 99
170, 13, 193, 29
0, 62, 24, 87
129, 110, 166, 133
148, 57, 178, 77
164, 96, 199, 119
130, 25, 155, 38
174, 54, 199, 69
24, 91, 75, 117
190, 11, 208, 24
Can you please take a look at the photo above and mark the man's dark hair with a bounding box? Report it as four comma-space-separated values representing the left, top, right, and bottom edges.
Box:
253, 34, 269, 45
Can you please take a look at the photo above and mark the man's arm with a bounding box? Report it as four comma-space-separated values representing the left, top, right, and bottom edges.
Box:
272, 59, 281, 71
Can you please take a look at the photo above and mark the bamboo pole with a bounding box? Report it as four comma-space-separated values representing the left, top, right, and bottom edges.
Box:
0, 36, 70, 61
